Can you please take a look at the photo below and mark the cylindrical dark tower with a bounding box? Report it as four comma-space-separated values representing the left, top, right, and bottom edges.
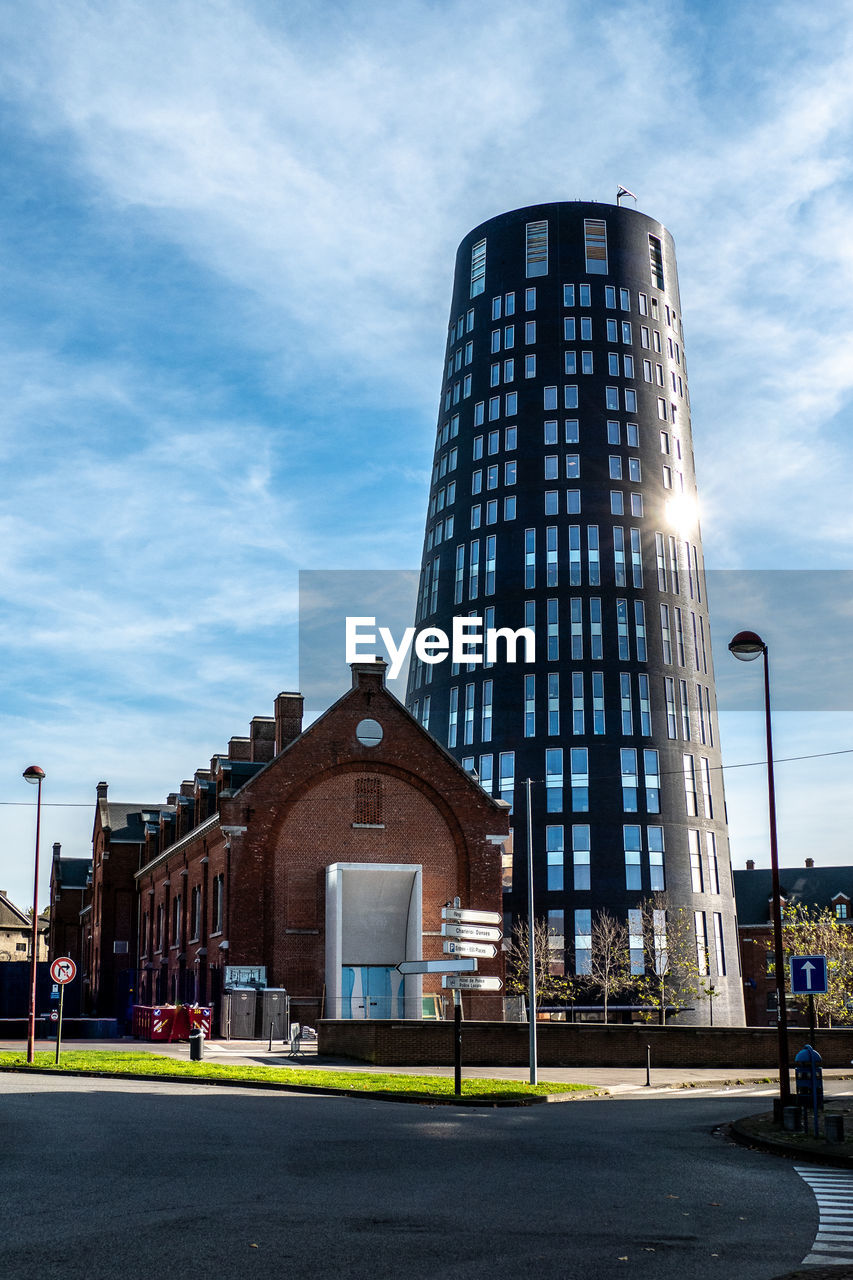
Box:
406, 200, 744, 1026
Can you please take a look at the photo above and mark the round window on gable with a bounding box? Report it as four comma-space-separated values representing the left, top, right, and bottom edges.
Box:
355, 718, 383, 747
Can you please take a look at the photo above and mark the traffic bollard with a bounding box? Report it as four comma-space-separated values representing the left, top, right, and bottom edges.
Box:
189, 1028, 204, 1062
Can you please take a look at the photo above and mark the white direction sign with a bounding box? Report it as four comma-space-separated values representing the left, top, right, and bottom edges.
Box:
441, 922, 502, 943
396, 958, 478, 975
442, 974, 503, 992
442, 907, 502, 927
443, 940, 497, 959
50, 957, 77, 985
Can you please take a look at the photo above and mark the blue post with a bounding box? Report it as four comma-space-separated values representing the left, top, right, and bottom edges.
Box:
794, 1045, 823, 1135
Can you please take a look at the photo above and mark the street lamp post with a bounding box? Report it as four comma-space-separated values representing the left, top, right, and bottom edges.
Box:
23, 765, 45, 1065
728, 631, 791, 1112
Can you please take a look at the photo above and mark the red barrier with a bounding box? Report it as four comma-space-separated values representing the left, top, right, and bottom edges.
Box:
150, 1006, 177, 1041
188, 1006, 212, 1037
133, 1005, 213, 1041
132, 1006, 150, 1039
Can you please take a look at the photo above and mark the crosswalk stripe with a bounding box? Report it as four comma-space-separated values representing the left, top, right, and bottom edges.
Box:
796, 1166, 853, 1267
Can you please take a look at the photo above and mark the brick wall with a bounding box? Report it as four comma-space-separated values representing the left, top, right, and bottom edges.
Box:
319, 1019, 853, 1068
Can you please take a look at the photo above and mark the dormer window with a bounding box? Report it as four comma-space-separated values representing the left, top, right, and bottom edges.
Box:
833, 893, 850, 920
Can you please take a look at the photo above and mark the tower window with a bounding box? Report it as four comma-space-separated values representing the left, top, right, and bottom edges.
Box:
584, 219, 608, 274
572, 826, 590, 891
649, 235, 664, 290
624, 825, 642, 890
546, 826, 563, 889
525, 220, 549, 277
471, 238, 487, 297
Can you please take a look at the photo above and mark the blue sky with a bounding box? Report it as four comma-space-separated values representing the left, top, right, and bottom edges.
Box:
1, 0, 852, 909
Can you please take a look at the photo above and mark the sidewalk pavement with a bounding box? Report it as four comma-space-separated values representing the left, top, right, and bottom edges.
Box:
5, 1037, 853, 1096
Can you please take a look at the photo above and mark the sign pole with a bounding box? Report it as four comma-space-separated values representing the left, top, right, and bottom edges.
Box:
451, 895, 462, 1097
454, 991, 462, 1097
526, 778, 538, 1086
809, 993, 816, 1045
55, 983, 64, 1066
48, 958, 77, 1064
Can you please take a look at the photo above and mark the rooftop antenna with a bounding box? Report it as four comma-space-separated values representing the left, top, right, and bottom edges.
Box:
616, 185, 638, 207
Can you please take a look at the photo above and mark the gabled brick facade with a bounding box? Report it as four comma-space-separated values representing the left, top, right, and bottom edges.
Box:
47, 843, 90, 975
130, 663, 509, 1025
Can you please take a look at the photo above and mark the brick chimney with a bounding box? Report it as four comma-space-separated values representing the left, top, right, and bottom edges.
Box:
228, 736, 252, 762
805, 858, 815, 868
250, 717, 276, 763
96, 781, 108, 801
746, 859, 755, 871
351, 660, 388, 690
274, 692, 304, 754
52, 842, 61, 862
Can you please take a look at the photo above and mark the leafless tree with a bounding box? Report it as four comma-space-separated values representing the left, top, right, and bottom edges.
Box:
587, 910, 631, 1023
505, 918, 574, 1013
631, 893, 704, 1024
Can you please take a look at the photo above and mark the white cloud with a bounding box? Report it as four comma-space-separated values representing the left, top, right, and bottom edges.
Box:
2, 0, 853, 900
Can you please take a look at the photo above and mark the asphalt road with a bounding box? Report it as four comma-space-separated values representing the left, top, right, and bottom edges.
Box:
0, 1075, 827, 1280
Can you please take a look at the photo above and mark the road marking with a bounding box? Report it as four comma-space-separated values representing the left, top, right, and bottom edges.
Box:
796, 1166, 853, 1265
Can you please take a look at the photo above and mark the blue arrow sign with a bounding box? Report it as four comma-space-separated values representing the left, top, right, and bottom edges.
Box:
790, 954, 828, 995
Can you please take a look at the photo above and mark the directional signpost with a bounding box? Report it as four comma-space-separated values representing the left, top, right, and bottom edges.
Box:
438, 899, 504, 1095
790, 955, 828, 1043
49, 956, 76, 1064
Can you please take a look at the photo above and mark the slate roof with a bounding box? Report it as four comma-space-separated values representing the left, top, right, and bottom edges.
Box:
54, 858, 91, 891
99, 802, 174, 842
734, 865, 853, 925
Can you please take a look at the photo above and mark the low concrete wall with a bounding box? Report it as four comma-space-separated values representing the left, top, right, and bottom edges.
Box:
319, 1019, 853, 1069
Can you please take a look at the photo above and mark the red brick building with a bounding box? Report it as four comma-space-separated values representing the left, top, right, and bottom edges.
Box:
70, 662, 509, 1026
77, 791, 172, 1022
47, 843, 91, 1014
734, 859, 853, 1027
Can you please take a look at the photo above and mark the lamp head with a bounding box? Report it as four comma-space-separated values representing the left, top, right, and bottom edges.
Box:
22, 765, 45, 785
728, 631, 766, 662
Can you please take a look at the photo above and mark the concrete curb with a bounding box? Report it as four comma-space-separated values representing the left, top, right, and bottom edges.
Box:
0, 1063, 601, 1107
730, 1111, 853, 1168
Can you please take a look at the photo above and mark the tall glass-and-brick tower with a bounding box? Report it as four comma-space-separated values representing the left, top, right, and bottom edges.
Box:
406, 201, 744, 1026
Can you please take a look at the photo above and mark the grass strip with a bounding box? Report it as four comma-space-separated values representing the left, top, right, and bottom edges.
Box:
0, 1051, 593, 1100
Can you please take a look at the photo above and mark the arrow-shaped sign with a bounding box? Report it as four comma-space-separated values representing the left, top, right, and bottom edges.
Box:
396, 958, 478, 975
442, 974, 503, 991
441, 922, 502, 943
442, 907, 502, 926
443, 940, 497, 959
